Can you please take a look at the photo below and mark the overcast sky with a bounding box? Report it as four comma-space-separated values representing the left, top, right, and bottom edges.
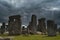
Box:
0, 0, 60, 26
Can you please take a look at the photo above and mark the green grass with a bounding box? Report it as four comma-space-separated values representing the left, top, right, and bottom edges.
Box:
12, 35, 60, 40
0, 35, 60, 40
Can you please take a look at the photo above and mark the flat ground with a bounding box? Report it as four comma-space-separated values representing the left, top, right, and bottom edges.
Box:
11, 35, 60, 40
0, 35, 60, 40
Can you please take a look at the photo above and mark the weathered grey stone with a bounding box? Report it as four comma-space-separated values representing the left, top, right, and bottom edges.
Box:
47, 20, 57, 36
54, 24, 57, 35
8, 15, 21, 35
59, 28, 60, 34
27, 22, 33, 34
1, 22, 5, 34
38, 18, 46, 34
5, 25, 8, 32
27, 15, 37, 34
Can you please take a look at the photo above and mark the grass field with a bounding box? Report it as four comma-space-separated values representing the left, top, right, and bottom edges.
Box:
0, 35, 60, 40
12, 35, 60, 40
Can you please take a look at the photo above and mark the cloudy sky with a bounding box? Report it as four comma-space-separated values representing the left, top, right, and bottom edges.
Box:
0, 0, 60, 26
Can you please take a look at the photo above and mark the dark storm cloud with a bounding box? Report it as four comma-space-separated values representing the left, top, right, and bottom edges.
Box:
0, 0, 60, 26
0, 1, 12, 22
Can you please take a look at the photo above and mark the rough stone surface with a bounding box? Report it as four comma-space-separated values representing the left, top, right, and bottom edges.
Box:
58, 25, 60, 34
47, 20, 57, 36
38, 18, 46, 34
1, 22, 5, 34
28, 15, 37, 34
8, 15, 21, 35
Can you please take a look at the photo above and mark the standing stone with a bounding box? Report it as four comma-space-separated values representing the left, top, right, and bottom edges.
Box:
28, 15, 37, 34
38, 18, 46, 34
27, 22, 33, 34
5, 25, 8, 32
47, 20, 56, 36
59, 28, 60, 34
1, 22, 5, 34
54, 24, 57, 35
8, 15, 21, 35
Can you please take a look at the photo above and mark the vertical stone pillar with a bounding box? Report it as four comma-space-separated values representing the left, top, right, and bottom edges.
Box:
38, 18, 46, 34
47, 20, 57, 36
54, 24, 57, 35
27, 22, 33, 34
28, 15, 37, 34
59, 28, 60, 34
8, 15, 21, 35
1, 22, 5, 34
31, 15, 37, 34
5, 25, 8, 32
